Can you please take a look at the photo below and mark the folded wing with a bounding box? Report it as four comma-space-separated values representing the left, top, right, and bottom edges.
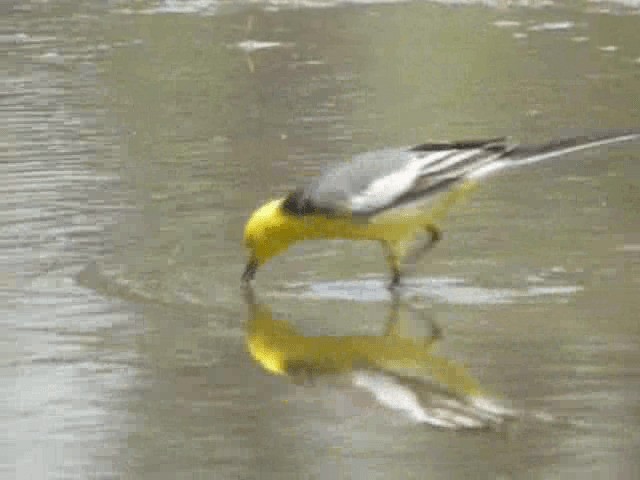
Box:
282, 138, 509, 218
281, 130, 639, 219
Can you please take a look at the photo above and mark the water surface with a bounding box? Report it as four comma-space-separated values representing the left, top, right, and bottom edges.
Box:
2, 0, 640, 478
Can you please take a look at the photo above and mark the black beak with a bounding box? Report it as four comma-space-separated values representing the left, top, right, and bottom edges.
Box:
242, 259, 258, 283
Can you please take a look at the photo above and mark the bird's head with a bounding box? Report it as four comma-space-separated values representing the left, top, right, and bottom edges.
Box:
242, 198, 299, 282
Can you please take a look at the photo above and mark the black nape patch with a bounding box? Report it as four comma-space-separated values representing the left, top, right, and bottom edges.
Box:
281, 189, 318, 216
281, 189, 335, 217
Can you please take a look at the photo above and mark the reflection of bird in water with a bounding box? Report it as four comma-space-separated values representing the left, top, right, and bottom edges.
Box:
243, 288, 515, 429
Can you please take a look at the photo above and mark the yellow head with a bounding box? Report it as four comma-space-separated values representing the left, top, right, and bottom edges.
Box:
242, 198, 301, 282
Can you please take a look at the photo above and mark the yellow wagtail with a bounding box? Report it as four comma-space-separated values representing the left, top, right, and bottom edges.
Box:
243, 130, 639, 288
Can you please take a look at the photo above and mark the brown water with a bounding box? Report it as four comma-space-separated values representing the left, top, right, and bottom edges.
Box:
2, 0, 640, 478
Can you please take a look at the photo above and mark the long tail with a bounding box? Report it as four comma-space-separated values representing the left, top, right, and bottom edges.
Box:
468, 130, 640, 180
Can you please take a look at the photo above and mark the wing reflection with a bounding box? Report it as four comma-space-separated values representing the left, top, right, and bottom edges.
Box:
244, 288, 515, 429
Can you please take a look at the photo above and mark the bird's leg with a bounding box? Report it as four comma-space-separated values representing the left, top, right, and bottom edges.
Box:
403, 224, 443, 268
380, 241, 402, 290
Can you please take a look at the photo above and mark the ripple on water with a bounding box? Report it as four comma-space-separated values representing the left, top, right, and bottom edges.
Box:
282, 275, 582, 304
107, 0, 640, 17
1, 14, 142, 479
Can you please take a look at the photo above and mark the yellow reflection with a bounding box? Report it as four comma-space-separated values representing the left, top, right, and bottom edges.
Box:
244, 289, 484, 400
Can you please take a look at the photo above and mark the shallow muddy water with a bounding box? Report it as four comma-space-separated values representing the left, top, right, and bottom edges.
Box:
2, 0, 640, 478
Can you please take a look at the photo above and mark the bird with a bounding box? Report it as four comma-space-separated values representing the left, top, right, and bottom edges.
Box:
242, 130, 639, 289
